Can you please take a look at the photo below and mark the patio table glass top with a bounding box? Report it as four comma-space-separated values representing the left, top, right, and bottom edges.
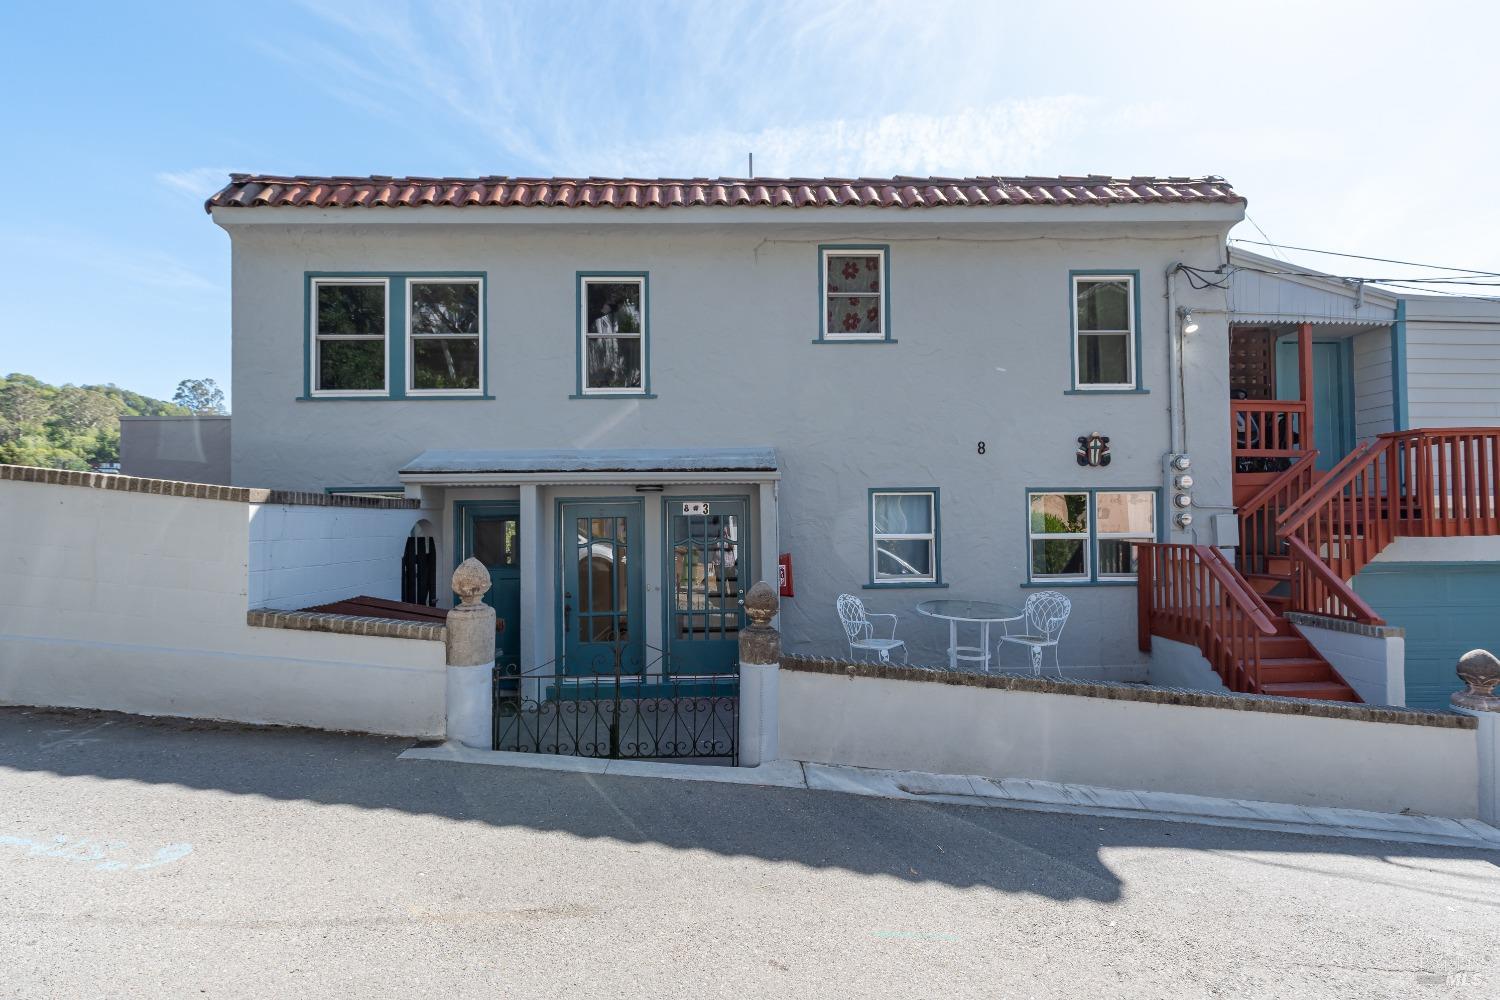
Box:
915, 599, 1021, 623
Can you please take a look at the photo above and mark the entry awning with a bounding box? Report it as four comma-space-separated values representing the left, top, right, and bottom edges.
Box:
399, 447, 779, 485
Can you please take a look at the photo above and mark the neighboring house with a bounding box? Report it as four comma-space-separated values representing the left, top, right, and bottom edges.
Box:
1223, 249, 1500, 707
207, 173, 1247, 683
119, 414, 232, 485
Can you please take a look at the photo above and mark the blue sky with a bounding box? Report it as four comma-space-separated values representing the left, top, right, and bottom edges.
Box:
3, 0, 1498, 405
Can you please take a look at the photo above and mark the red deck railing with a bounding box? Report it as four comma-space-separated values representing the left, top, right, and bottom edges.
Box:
1232, 399, 1309, 459
1275, 428, 1500, 622
1236, 450, 1318, 576
1138, 543, 1279, 694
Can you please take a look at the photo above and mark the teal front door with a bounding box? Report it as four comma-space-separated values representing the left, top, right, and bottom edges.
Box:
456, 503, 521, 671
665, 497, 750, 675
1277, 338, 1354, 471
558, 500, 645, 676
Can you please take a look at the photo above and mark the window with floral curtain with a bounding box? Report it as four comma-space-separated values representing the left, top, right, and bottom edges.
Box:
822, 248, 886, 341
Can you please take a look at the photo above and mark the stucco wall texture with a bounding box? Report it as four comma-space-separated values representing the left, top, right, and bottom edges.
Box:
222, 217, 1237, 667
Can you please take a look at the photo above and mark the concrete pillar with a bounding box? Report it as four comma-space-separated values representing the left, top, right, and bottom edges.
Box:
737, 581, 780, 767
445, 557, 496, 750
1451, 649, 1500, 826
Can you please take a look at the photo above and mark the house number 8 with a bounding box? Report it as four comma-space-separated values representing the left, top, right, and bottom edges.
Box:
977, 442, 986, 455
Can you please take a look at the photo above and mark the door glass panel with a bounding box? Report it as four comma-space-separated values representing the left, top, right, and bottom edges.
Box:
473, 517, 517, 568
672, 510, 741, 641
575, 515, 629, 642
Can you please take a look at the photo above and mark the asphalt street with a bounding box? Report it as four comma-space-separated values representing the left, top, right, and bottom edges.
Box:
1, 706, 1496, 999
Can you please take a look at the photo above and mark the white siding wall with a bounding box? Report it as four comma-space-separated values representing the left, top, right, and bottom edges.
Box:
1352, 327, 1394, 440
1405, 298, 1500, 428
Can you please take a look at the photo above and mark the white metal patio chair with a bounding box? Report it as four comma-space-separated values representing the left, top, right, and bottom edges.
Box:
997, 591, 1072, 677
836, 594, 908, 664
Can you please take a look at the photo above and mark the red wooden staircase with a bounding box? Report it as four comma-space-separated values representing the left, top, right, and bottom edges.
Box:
1141, 428, 1500, 704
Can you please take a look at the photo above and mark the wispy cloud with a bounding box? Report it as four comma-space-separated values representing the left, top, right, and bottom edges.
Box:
584, 99, 1095, 178
158, 167, 238, 199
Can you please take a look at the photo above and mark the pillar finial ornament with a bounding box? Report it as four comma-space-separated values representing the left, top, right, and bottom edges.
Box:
1453, 648, 1500, 712
451, 557, 491, 608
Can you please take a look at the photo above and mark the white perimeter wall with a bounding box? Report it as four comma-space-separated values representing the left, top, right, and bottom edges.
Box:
249, 503, 420, 610
0, 479, 445, 736
779, 668, 1480, 818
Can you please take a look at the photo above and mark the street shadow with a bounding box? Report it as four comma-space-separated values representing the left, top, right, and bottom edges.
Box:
2, 706, 1496, 906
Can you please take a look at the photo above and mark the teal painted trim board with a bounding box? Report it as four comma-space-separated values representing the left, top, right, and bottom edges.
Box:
1067, 269, 1146, 392
817, 244, 893, 343
1391, 300, 1410, 430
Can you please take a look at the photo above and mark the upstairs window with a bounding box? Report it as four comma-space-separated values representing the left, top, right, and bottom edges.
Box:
869, 489, 941, 585
313, 279, 387, 395
821, 247, 889, 342
408, 278, 482, 394
579, 275, 648, 395
1072, 274, 1137, 389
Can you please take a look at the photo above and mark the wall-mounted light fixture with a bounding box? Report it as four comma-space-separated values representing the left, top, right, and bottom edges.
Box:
1177, 306, 1199, 336
634, 484, 665, 493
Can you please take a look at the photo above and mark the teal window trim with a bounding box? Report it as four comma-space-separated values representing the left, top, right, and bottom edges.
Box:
1391, 300, 1410, 430
576, 271, 652, 399
303, 270, 489, 401
1025, 485, 1162, 586
818, 244, 893, 343
1068, 269, 1145, 392
866, 487, 946, 588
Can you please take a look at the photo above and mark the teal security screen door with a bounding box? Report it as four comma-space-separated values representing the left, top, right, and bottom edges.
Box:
558, 500, 645, 676
1277, 338, 1354, 471
665, 497, 750, 675
455, 502, 520, 671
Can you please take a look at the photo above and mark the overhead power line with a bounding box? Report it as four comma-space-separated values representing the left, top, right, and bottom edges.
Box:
1230, 238, 1500, 279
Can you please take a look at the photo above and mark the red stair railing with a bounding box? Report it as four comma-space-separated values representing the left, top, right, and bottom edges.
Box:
1236, 450, 1318, 576
1138, 543, 1278, 694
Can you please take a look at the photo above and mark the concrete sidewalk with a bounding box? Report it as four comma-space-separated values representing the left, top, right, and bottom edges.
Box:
401, 741, 1500, 851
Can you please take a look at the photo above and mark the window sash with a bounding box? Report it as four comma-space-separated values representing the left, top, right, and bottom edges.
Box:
1028, 489, 1156, 582
871, 491, 936, 582
1072, 275, 1136, 389
580, 276, 647, 393
407, 278, 483, 395
313, 278, 388, 396
822, 249, 886, 340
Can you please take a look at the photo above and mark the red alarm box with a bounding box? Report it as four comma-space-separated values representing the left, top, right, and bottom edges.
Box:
778, 553, 795, 598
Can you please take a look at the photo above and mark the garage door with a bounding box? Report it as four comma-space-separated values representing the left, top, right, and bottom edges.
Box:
1354, 562, 1500, 710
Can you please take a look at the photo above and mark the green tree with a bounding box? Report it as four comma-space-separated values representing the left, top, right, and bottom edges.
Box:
0, 373, 189, 470
171, 378, 226, 414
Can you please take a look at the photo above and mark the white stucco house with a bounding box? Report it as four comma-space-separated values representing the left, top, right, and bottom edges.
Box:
198, 173, 1500, 712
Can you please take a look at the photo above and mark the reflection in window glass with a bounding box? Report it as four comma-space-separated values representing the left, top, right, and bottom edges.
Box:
1073, 276, 1135, 388
314, 281, 386, 392
582, 278, 645, 391
1028, 492, 1090, 580
871, 491, 938, 583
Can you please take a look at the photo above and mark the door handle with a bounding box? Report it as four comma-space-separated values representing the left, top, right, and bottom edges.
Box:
564, 592, 572, 631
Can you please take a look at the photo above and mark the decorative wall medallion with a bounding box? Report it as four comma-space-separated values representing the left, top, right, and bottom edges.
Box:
1076, 433, 1111, 467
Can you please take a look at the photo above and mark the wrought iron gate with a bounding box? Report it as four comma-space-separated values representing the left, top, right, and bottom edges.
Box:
492, 641, 738, 762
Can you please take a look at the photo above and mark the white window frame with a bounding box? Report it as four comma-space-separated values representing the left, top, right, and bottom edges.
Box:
406, 276, 484, 397
312, 277, 389, 398
871, 490, 938, 584
1095, 491, 1157, 582
821, 247, 887, 342
1028, 491, 1091, 582
579, 275, 647, 395
1071, 274, 1137, 390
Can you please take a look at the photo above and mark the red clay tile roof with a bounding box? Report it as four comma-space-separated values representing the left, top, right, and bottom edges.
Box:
205, 174, 1242, 212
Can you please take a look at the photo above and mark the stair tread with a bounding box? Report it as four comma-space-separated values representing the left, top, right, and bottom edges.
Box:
1260, 681, 1358, 700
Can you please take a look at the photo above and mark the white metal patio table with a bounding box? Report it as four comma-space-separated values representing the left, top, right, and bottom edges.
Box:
915, 599, 1023, 672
